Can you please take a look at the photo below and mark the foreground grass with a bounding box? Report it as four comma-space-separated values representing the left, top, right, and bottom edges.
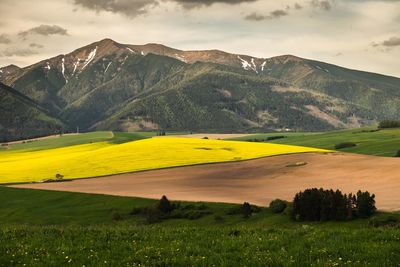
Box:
1, 187, 400, 266
2, 225, 400, 266
232, 127, 400, 157
0, 138, 327, 184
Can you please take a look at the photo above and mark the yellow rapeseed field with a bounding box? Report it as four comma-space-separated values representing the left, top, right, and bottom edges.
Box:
0, 137, 329, 183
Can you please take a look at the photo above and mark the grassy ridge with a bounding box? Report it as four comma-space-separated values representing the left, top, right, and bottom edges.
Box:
1, 187, 400, 266
232, 127, 400, 157
0, 131, 150, 152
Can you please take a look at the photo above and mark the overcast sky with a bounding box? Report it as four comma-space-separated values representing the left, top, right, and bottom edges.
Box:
0, 0, 399, 77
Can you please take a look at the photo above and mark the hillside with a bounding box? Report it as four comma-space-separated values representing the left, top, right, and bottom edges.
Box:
1, 39, 400, 139
232, 127, 400, 157
0, 82, 63, 142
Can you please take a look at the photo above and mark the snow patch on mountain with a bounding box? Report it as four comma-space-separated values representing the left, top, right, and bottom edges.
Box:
174, 54, 187, 63
61, 58, 67, 83
261, 61, 267, 72
126, 48, 135, 54
251, 58, 258, 73
104, 62, 112, 73
82, 46, 98, 70
73, 58, 80, 75
237, 56, 251, 71
237, 56, 258, 73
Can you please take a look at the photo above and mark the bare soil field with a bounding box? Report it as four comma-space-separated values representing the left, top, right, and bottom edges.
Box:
13, 152, 400, 210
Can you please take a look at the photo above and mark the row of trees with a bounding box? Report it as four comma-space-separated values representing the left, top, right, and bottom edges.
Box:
292, 188, 376, 221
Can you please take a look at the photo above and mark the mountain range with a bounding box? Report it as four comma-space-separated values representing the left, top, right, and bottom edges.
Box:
1, 38, 399, 141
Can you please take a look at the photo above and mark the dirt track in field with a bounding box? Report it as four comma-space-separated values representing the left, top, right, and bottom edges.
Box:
156, 133, 254, 139
12, 152, 400, 210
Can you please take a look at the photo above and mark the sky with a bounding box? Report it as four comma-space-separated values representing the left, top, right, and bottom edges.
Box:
0, 0, 399, 77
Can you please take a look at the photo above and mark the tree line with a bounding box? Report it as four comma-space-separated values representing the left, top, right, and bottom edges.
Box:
292, 188, 376, 221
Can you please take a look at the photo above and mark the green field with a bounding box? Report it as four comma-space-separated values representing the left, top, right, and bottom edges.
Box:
231, 127, 400, 157
0, 131, 151, 152
1, 187, 400, 266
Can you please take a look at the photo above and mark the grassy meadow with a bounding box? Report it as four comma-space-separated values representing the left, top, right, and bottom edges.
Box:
1, 187, 400, 266
0, 136, 328, 184
231, 127, 400, 157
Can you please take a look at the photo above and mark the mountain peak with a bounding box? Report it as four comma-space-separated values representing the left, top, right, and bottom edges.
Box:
97, 38, 119, 46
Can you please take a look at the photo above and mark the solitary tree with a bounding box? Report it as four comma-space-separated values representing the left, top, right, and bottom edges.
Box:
158, 195, 173, 214
242, 202, 252, 218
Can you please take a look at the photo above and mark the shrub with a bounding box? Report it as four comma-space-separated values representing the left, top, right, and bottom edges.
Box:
144, 207, 163, 224
111, 210, 122, 221
395, 150, 400, 157
378, 120, 400, 129
334, 142, 356, 149
283, 203, 293, 216
170, 209, 212, 220
369, 215, 400, 228
269, 199, 287, 213
266, 135, 286, 141
226, 203, 261, 216
214, 215, 225, 222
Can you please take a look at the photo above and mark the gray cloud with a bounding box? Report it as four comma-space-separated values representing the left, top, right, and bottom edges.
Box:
294, 3, 302, 9
382, 37, 400, 47
74, 0, 257, 16
245, 9, 289, 21
171, 0, 257, 9
29, 43, 44, 49
0, 34, 11, 44
18, 25, 69, 38
311, 0, 332, 11
373, 36, 400, 49
74, 0, 159, 17
0, 48, 39, 57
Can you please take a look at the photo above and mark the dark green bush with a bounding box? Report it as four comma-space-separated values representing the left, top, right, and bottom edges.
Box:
170, 209, 212, 220
269, 199, 287, 213
378, 120, 400, 129
111, 210, 123, 221
395, 150, 400, 157
369, 215, 400, 228
214, 215, 225, 222
334, 142, 357, 149
283, 203, 293, 216
144, 207, 162, 224
226, 203, 261, 216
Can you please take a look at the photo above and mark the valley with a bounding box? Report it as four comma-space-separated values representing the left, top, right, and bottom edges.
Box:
2, 1, 400, 265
